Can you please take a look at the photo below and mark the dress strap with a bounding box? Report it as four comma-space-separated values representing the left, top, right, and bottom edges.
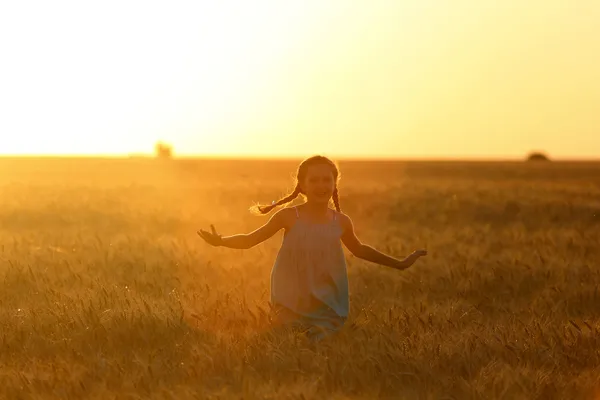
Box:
295, 206, 299, 218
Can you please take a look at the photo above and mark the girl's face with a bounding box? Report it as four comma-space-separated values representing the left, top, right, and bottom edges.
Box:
301, 164, 336, 204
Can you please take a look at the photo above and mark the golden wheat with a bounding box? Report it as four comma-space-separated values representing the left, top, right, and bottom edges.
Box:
0, 158, 599, 399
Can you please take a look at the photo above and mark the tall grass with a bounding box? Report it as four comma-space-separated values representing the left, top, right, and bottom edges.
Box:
1, 158, 599, 399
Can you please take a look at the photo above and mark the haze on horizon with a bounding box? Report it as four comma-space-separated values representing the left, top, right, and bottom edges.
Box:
1, 1, 599, 160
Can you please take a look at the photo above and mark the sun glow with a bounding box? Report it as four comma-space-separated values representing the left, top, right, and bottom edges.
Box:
0, 2, 324, 156
1, 1, 599, 159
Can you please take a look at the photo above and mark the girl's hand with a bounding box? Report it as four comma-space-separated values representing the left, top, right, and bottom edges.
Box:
412, 249, 428, 258
197, 224, 223, 247
396, 249, 427, 270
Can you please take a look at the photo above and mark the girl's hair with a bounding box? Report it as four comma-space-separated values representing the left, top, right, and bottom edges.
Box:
251, 155, 341, 215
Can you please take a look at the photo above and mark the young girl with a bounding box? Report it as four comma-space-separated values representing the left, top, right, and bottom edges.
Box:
197, 155, 427, 340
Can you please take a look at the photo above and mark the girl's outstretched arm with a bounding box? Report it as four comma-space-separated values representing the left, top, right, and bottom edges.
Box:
339, 213, 427, 270
198, 209, 287, 249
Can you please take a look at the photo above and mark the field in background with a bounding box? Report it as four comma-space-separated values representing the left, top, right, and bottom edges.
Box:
1, 157, 600, 399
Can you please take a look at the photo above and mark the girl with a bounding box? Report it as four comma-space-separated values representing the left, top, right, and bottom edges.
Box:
197, 155, 427, 340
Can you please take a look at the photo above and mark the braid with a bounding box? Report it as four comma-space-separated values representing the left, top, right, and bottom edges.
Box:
252, 185, 301, 215
332, 186, 341, 212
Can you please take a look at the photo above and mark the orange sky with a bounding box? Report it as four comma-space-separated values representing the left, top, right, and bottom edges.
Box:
1, 1, 599, 159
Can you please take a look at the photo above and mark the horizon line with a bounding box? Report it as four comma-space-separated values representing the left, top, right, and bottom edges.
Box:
0, 153, 598, 163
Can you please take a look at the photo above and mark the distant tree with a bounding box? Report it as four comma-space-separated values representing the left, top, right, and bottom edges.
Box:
526, 151, 550, 162
155, 142, 173, 159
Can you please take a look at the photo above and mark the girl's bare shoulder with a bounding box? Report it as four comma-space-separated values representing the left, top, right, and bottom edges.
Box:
335, 211, 353, 230
276, 206, 298, 230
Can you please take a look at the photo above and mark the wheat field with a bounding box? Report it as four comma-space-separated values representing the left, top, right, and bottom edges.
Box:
1, 157, 599, 399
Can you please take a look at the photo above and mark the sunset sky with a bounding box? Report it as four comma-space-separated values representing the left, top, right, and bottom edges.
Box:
1, 1, 598, 159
